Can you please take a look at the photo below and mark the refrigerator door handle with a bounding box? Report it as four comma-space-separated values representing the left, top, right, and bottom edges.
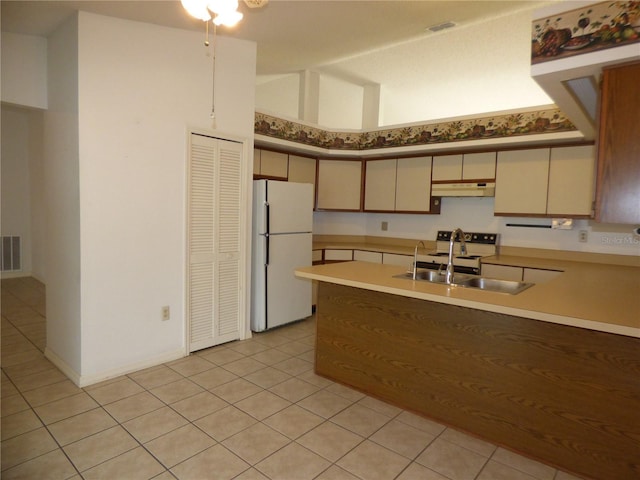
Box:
264, 201, 270, 266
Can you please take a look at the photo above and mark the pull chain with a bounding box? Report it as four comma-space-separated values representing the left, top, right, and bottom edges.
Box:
210, 23, 217, 125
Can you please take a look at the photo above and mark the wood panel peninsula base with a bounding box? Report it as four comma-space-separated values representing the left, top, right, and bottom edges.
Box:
315, 282, 640, 480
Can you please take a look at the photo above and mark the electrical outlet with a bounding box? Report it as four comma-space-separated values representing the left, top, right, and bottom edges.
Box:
579, 230, 588, 243
381, 221, 388, 231
161, 306, 170, 321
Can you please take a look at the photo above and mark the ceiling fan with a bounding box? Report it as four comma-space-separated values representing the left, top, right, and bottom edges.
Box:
181, 0, 268, 125
181, 0, 268, 27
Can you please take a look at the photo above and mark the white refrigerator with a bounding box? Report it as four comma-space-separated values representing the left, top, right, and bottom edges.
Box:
251, 180, 313, 332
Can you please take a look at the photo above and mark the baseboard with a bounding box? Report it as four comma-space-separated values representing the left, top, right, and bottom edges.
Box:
1, 271, 31, 280
45, 347, 187, 388
44, 347, 82, 386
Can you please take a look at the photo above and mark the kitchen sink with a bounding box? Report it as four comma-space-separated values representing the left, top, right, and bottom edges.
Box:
394, 270, 472, 284
394, 270, 533, 295
457, 277, 534, 295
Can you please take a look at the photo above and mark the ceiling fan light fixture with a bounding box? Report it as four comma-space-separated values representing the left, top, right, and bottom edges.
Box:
181, 0, 212, 21
244, 0, 268, 8
207, 0, 239, 15
213, 9, 243, 27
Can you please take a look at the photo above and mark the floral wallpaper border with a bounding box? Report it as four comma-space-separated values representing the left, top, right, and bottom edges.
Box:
531, 1, 640, 64
254, 108, 577, 151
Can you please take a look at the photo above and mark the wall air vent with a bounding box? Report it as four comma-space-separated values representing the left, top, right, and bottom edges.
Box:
1, 236, 21, 272
426, 21, 457, 33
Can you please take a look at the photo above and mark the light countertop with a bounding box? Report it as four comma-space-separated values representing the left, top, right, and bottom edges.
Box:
296, 260, 640, 338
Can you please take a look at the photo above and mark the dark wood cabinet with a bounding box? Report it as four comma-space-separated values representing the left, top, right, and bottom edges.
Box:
595, 62, 640, 224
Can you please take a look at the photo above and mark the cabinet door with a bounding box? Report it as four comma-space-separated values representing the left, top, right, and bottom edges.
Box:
523, 268, 561, 283
495, 148, 550, 215
396, 156, 432, 212
260, 150, 288, 178
382, 253, 413, 267
364, 159, 397, 211
353, 250, 383, 263
317, 159, 362, 210
462, 152, 496, 180
596, 63, 640, 224
324, 249, 353, 261
288, 155, 317, 205
547, 146, 595, 217
288, 155, 316, 185
481, 264, 523, 281
432, 154, 463, 181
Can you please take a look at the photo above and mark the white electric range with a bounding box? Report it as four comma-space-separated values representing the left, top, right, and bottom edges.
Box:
416, 230, 499, 275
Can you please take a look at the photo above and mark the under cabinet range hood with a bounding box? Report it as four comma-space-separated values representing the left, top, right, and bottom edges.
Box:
431, 182, 495, 197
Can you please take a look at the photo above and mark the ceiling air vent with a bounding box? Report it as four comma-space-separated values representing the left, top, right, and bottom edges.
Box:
426, 21, 457, 33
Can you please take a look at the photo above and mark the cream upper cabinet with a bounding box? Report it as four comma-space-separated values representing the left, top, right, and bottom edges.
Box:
396, 156, 432, 211
364, 156, 432, 212
364, 159, 397, 211
495, 146, 595, 217
547, 145, 595, 217
462, 152, 496, 180
495, 148, 550, 215
288, 155, 316, 185
288, 154, 317, 204
432, 154, 462, 181
316, 159, 362, 210
432, 152, 495, 181
254, 149, 288, 178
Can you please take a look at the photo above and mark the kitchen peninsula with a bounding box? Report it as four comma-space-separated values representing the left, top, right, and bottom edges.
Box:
295, 260, 640, 480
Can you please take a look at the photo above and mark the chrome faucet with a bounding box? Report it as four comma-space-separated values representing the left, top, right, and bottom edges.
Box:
445, 228, 467, 285
412, 240, 426, 280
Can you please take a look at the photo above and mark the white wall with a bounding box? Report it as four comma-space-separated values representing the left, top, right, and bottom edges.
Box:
256, 71, 366, 129
1, 106, 32, 276
313, 197, 640, 257
318, 75, 363, 129
28, 110, 46, 282
255, 74, 299, 118
375, 9, 552, 126
1, 32, 48, 109
255, 7, 552, 128
72, 12, 255, 383
0, 106, 45, 281
44, 14, 82, 375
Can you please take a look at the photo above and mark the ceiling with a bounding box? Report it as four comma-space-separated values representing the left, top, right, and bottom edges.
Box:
1, 0, 551, 79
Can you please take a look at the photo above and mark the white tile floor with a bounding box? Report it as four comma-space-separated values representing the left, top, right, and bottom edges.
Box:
1, 277, 587, 480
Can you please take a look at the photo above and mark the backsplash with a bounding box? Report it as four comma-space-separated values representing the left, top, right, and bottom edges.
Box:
312, 197, 640, 257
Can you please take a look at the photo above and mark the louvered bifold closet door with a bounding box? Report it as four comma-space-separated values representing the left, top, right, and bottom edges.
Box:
188, 134, 243, 352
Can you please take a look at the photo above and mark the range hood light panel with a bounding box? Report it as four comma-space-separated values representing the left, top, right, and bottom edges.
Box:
564, 76, 599, 124
432, 182, 495, 197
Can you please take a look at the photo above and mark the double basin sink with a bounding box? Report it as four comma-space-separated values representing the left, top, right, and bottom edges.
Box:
395, 270, 533, 295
